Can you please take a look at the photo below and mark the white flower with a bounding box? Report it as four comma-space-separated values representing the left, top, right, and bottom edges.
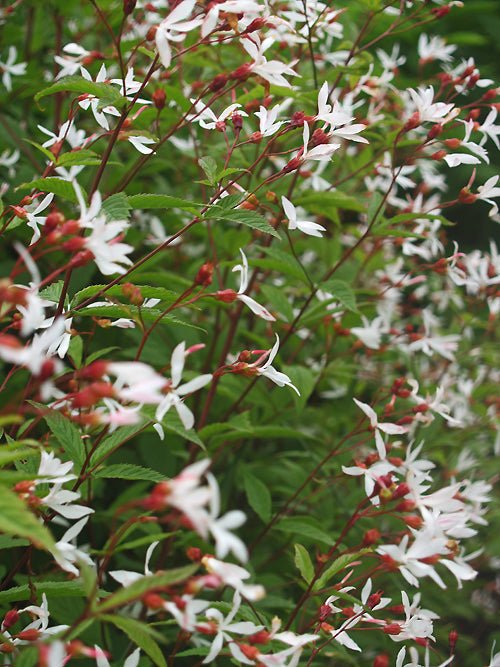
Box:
353, 397, 408, 459
206, 472, 248, 562
25, 193, 54, 244
155, 341, 212, 430
0, 46, 26, 91
200, 591, 264, 664
240, 334, 300, 394
202, 556, 266, 600
110, 541, 159, 587
242, 36, 300, 88
281, 196, 326, 237
52, 517, 94, 577
255, 104, 286, 136
476, 175, 500, 217
155, 0, 203, 68
418, 34, 456, 63
232, 249, 276, 320
407, 86, 457, 124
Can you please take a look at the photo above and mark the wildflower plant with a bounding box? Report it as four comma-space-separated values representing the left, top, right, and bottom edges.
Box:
0, 0, 498, 666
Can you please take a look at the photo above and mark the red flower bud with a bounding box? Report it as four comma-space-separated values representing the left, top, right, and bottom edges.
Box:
449, 629, 458, 653
195, 262, 214, 287
210, 74, 227, 92
123, 0, 137, 14
2, 609, 19, 630
153, 88, 166, 110
362, 528, 381, 547
215, 288, 238, 303
383, 623, 402, 635
373, 653, 390, 667
404, 514, 423, 529
187, 547, 202, 562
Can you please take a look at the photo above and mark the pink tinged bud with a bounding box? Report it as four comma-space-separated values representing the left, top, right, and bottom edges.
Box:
404, 112, 420, 131
431, 5, 451, 17
431, 150, 447, 161
395, 498, 416, 512
396, 415, 414, 425
392, 482, 410, 500
459, 188, 477, 204
383, 623, 402, 636
362, 528, 381, 546
215, 288, 238, 303
11, 206, 28, 219
16, 629, 40, 641
229, 64, 251, 81
427, 123, 443, 139
373, 654, 390, 667
232, 113, 243, 132
449, 630, 459, 653
2, 610, 19, 630
195, 262, 213, 286
249, 131, 263, 143
283, 156, 302, 173
62, 237, 86, 252
444, 138, 461, 149
367, 591, 383, 609
247, 630, 271, 644
404, 514, 423, 529
81, 360, 108, 380
482, 88, 499, 101
69, 249, 94, 268
187, 547, 202, 561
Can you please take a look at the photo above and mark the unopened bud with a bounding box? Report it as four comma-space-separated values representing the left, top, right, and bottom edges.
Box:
444, 138, 461, 149
210, 74, 227, 92
392, 482, 410, 500
2, 609, 19, 630
383, 623, 402, 635
449, 629, 458, 653
373, 653, 390, 667
187, 547, 202, 562
142, 593, 165, 610
153, 88, 166, 110
362, 528, 381, 547
431, 5, 451, 18
404, 514, 423, 529
195, 262, 214, 287
123, 0, 137, 14
404, 111, 420, 131
215, 288, 238, 303
431, 150, 447, 161
427, 124, 443, 140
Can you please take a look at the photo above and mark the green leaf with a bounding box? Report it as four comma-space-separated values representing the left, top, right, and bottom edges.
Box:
0, 581, 90, 604
259, 284, 294, 322
199, 156, 218, 186
0, 445, 37, 467
68, 335, 83, 369
11, 647, 38, 667
16, 178, 77, 202
206, 207, 280, 238
217, 167, 246, 179
243, 471, 271, 523
102, 192, 131, 221
161, 412, 206, 450
90, 424, 146, 467
127, 193, 200, 215
255, 245, 309, 283
39, 280, 65, 304
98, 564, 198, 612
94, 463, 166, 482
56, 149, 104, 167
0, 484, 56, 551
102, 615, 167, 667
35, 75, 123, 104
277, 517, 333, 545
320, 278, 359, 313
286, 365, 316, 412
367, 191, 385, 227
41, 409, 86, 470
313, 549, 372, 591
294, 543, 315, 584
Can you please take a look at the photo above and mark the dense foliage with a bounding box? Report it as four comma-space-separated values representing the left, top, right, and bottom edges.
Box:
0, 0, 498, 666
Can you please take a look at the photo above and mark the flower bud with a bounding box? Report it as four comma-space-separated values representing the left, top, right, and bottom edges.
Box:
362, 528, 381, 546
123, 0, 137, 14
210, 74, 227, 92
153, 88, 166, 110
215, 288, 238, 303
383, 623, 402, 635
2, 609, 19, 630
187, 547, 202, 561
195, 262, 214, 287
449, 629, 458, 653
404, 514, 423, 529
373, 653, 390, 667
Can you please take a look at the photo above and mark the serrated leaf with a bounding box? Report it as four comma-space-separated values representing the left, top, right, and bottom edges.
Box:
294, 543, 314, 584
23, 139, 56, 163
41, 409, 86, 470
98, 564, 198, 612
243, 471, 271, 523
313, 549, 372, 591
16, 177, 77, 202
0, 484, 56, 551
90, 424, 146, 467
74, 283, 178, 306
94, 464, 166, 482
39, 280, 65, 304
161, 412, 206, 450
206, 207, 280, 238
256, 245, 309, 282
277, 517, 333, 545
0, 581, 91, 604
320, 278, 358, 313
127, 193, 200, 214
56, 150, 103, 167
101, 192, 131, 221
199, 156, 217, 186
217, 167, 246, 179
35, 75, 123, 104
